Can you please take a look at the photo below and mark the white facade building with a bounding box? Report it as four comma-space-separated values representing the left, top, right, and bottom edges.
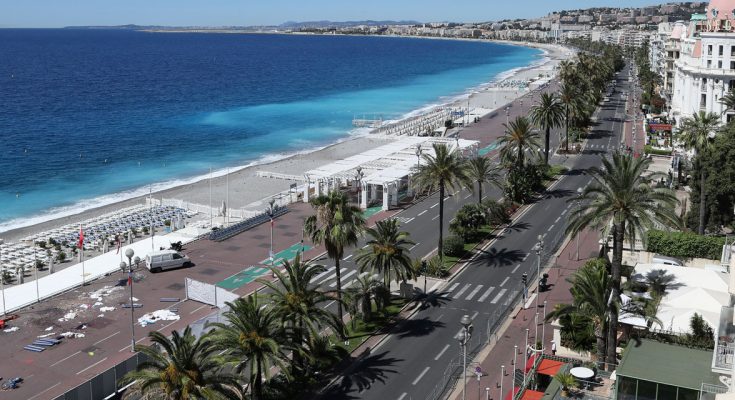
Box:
670, 0, 735, 125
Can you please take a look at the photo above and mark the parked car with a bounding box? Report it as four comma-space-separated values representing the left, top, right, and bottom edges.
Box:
652, 254, 684, 267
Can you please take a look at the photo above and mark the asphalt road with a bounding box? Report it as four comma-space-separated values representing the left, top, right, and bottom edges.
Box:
312, 65, 633, 400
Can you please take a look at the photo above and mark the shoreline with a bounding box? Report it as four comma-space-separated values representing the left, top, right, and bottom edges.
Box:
0, 40, 571, 243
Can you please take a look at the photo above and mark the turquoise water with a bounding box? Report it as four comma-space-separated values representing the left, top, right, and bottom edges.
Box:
0, 30, 542, 232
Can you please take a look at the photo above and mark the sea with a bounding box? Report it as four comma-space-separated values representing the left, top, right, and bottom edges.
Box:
0, 29, 542, 233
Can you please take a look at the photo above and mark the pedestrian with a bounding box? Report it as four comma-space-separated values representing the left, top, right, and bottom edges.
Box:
551, 340, 557, 356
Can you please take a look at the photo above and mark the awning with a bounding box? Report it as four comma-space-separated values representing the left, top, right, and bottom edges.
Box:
521, 390, 545, 400
525, 354, 536, 373
504, 386, 521, 400
537, 359, 565, 376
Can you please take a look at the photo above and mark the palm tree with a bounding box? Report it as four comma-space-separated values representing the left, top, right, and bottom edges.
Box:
559, 83, 582, 152
206, 296, 288, 400
258, 253, 343, 372
119, 327, 239, 400
677, 111, 721, 234
412, 143, 470, 261
304, 190, 366, 324
529, 92, 565, 165
719, 89, 735, 113
546, 260, 610, 365
567, 152, 680, 367
355, 218, 415, 287
465, 156, 502, 203
499, 116, 541, 168
345, 270, 389, 322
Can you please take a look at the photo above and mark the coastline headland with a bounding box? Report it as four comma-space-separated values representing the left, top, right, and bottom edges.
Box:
0, 40, 572, 245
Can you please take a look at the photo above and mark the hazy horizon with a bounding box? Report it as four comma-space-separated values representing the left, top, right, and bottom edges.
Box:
1, 0, 677, 28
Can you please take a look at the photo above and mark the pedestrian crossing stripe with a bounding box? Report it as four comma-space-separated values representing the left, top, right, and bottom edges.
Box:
442, 283, 508, 303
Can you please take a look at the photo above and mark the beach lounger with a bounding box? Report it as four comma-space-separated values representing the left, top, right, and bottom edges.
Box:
23, 345, 45, 352
32, 340, 55, 347
160, 298, 180, 302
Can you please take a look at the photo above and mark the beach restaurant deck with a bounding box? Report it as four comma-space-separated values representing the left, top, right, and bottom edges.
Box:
259, 136, 479, 211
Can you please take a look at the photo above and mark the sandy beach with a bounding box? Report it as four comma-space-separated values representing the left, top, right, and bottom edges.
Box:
0, 40, 571, 244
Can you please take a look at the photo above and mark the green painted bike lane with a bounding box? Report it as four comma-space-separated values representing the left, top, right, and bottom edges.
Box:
217, 242, 313, 290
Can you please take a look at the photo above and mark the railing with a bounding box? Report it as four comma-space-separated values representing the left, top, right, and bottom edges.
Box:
714, 340, 735, 370
700, 383, 729, 400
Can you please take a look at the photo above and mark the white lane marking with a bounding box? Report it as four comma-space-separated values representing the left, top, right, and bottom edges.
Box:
464, 193, 472, 199
190, 304, 206, 315
313, 266, 336, 282
432, 215, 439, 220
362, 244, 370, 249
435, 313, 444, 321
398, 393, 408, 400
412, 366, 431, 385
409, 242, 420, 251
27, 383, 61, 400
50, 351, 81, 367
431, 202, 439, 209
477, 286, 496, 302
329, 270, 357, 287
404, 217, 415, 224
499, 277, 509, 287
343, 254, 353, 261
418, 210, 428, 216
318, 271, 339, 284
93, 331, 119, 346
325, 300, 336, 309
429, 280, 442, 292
511, 264, 521, 273
547, 224, 555, 232
343, 279, 357, 289
76, 357, 109, 375
522, 254, 529, 261
453, 283, 472, 299
554, 216, 561, 223
465, 285, 483, 300
446, 282, 460, 294
470, 311, 479, 320
435, 344, 451, 360
490, 288, 507, 304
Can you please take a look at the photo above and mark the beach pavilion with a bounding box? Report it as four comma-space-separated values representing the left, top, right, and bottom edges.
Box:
259, 136, 478, 211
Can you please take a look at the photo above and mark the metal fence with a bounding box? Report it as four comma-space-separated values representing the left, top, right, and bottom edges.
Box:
51, 353, 146, 400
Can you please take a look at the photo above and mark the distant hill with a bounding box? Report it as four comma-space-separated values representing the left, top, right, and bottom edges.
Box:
279, 20, 421, 28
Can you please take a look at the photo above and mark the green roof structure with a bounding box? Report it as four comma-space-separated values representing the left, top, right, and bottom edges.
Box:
617, 339, 721, 391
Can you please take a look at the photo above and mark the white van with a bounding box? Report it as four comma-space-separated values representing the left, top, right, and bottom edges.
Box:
651, 254, 684, 267
145, 250, 191, 273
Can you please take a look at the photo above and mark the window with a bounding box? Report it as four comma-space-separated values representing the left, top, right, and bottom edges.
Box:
719, 60, 723, 68
173, 253, 182, 259
709, 44, 713, 55
701, 93, 707, 108
720, 45, 724, 56
636, 379, 657, 400
731, 45, 735, 56
730, 80, 735, 91
703, 77, 708, 86
657, 384, 678, 399
731, 61, 735, 70
617, 377, 637, 400
708, 59, 713, 68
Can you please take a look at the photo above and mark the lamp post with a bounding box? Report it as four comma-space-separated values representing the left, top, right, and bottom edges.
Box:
533, 235, 544, 309
542, 300, 547, 353
268, 199, 276, 275
122, 248, 140, 353
512, 345, 518, 396
524, 328, 530, 385
500, 365, 505, 400
576, 187, 583, 260
458, 314, 473, 400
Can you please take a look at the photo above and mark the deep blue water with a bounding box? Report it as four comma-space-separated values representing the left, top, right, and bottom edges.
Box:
0, 29, 541, 231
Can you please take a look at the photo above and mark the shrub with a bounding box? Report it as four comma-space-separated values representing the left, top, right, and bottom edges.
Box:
646, 230, 725, 260
644, 145, 672, 156
450, 204, 487, 240
443, 235, 466, 258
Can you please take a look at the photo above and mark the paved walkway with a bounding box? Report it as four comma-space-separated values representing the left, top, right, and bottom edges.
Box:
448, 228, 601, 400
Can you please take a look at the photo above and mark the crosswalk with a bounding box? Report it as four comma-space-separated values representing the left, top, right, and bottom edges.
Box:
442, 282, 510, 304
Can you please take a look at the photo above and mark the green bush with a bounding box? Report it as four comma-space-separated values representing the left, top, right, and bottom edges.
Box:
443, 235, 466, 258
646, 230, 725, 260
643, 145, 672, 156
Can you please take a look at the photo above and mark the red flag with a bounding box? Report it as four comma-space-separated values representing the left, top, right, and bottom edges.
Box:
77, 225, 84, 250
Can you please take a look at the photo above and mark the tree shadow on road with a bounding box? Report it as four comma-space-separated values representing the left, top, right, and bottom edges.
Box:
408, 290, 451, 312
392, 317, 446, 338
541, 188, 574, 199
319, 351, 402, 399
474, 247, 526, 268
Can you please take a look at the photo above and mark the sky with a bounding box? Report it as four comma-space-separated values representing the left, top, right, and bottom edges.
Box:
0, 0, 685, 28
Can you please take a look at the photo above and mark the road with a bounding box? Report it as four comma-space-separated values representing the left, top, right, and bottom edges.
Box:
313, 64, 633, 400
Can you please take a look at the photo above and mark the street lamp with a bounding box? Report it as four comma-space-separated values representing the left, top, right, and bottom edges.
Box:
542, 300, 548, 353
576, 187, 583, 260
524, 328, 530, 385
355, 166, 364, 208
267, 199, 276, 275
512, 345, 518, 395
533, 234, 544, 309
500, 365, 505, 400
458, 314, 473, 400
122, 248, 141, 353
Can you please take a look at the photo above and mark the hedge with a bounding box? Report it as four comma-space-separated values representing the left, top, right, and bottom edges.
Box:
443, 235, 466, 258
646, 230, 725, 260
643, 145, 672, 156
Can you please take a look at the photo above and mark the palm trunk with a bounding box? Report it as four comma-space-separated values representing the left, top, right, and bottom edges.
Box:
518, 141, 524, 168
607, 221, 624, 370
544, 126, 551, 165
438, 183, 445, 261
565, 104, 570, 151
699, 168, 706, 235
254, 367, 263, 400
477, 180, 482, 204
335, 257, 343, 324
595, 324, 607, 368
